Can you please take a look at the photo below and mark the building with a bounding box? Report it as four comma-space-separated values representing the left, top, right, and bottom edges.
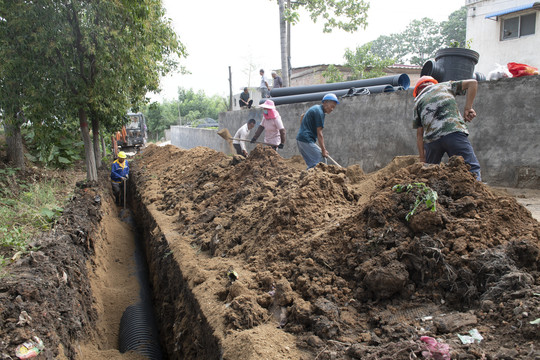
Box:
466, 0, 540, 75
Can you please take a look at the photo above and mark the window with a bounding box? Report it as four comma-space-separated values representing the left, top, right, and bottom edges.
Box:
501, 13, 536, 40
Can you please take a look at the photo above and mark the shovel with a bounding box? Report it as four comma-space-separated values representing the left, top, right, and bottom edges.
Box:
217, 128, 276, 151
325, 155, 342, 168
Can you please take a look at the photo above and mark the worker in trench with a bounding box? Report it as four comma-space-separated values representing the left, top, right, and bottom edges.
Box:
412, 76, 482, 181
250, 99, 286, 151
110, 151, 130, 206
296, 93, 339, 169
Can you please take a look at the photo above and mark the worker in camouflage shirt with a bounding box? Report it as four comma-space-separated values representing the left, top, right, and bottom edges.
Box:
413, 76, 481, 181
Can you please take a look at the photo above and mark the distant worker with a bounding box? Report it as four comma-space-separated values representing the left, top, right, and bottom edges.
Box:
239, 87, 253, 109
296, 93, 339, 169
110, 151, 129, 206
271, 71, 283, 89
251, 99, 285, 151
413, 76, 481, 181
233, 118, 256, 157
259, 69, 270, 99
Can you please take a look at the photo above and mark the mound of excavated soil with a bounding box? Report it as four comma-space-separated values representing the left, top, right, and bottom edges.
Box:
134, 144, 540, 359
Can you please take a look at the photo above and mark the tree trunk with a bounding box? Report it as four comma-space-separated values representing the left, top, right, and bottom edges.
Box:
91, 116, 102, 169
4, 114, 25, 170
100, 134, 106, 160
278, 0, 289, 87
79, 108, 98, 181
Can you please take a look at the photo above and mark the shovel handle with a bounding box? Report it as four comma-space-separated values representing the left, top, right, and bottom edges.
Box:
325, 155, 342, 168
231, 137, 276, 147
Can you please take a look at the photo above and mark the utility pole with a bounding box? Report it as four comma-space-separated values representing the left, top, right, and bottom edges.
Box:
287, 0, 291, 86
228, 66, 233, 111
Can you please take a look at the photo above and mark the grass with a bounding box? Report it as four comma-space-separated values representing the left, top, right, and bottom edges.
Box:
0, 167, 72, 259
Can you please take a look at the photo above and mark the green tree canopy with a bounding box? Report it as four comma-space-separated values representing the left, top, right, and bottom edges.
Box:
370, 6, 467, 66
0, 0, 185, 179
322, 43, 395, 83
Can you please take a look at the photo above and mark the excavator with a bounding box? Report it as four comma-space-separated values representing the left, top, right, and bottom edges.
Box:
112, 112, 147, 156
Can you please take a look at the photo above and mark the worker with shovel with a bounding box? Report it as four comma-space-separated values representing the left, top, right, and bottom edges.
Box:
110, 151, 129, 206
233, 119, 256, 156
296, 93, 339, 169
250, 99, 286, 150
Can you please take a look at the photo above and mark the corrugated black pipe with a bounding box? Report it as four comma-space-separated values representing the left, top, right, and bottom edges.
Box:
269, 74, 410, 97
119, 302, 163, 359
260, 84, 396, 106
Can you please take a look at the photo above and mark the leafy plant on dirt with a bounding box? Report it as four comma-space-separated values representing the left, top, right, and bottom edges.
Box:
393, 182, 438, 221
24, 126, 84, 168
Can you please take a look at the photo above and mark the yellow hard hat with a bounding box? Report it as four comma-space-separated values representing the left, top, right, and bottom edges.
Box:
117, 151, 127, 159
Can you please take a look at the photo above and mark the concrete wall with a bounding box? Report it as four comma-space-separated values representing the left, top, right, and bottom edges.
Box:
466, 0, 540, 76
172, 76, 540, 188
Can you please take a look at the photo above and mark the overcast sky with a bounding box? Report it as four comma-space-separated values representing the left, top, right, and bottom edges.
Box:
148, 0, 466, 102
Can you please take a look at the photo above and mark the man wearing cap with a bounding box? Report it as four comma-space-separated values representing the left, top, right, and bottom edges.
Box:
413, 76, 481, 181
251, 99, 286, 150
111, 151, 129, 206
296, 93, 339, 169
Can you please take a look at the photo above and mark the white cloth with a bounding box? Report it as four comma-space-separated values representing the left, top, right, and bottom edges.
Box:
260, 114, 284, 146
232, 123, 251, 151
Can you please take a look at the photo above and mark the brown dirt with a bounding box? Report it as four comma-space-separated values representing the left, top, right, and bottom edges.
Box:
0, 167, 145, 360
131, 144, 540, 359
1, 142, 539, 360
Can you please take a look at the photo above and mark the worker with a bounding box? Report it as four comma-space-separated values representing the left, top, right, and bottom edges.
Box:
413, 76, 481, 181
233, 119, 256, 157
251, 99, 286, 150
296, 93, 339, 169
110, 151, 129, 206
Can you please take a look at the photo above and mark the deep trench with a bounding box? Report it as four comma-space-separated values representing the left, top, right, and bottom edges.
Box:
124, 176, 223, 360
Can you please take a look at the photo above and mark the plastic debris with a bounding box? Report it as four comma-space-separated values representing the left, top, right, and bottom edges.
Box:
457, 328, 484, 344
420, 336, 450, 360
530, 318, 540, 325
15, 337, 44, 359
17, 311, 32, 326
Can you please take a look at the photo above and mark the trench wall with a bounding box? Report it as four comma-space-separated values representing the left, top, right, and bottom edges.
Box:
129, 185, 223, 359
171, 76, 540, 188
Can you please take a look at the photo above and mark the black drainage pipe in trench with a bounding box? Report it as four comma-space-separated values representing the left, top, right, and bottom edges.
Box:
117, 208, 164, 360
119, 302, 163, 359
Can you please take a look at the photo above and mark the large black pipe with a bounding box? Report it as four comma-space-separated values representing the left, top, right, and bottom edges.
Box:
269, 74, 410, 97
261, 84, 396, 106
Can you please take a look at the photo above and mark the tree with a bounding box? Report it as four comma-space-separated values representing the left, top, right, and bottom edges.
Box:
278, 0, 370, 86
441, 6, 467, 47
401, 17, 444, 66
370, 7, 467, 66
0, 1, 184, 180
322, 43, 395, 83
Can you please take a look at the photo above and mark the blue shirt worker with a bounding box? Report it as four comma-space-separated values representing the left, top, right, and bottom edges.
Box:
413, 76, 481, 181
296, 93, 339, 169
110, 151, 129, 206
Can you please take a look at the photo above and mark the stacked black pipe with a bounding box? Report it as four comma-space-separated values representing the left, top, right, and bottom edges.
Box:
260, 74, 410, 105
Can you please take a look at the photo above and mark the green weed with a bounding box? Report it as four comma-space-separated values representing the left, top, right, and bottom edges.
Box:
392, 182, 438, 221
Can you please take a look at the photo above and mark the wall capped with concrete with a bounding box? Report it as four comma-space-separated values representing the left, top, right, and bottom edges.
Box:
174, 76, 539, 188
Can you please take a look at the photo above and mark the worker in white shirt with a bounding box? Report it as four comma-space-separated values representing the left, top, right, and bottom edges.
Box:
232, 119, 256, 157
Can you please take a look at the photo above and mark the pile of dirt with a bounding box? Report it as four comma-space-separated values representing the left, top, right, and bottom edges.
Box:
133, 144, 540, 359
0, 181, 100, 359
